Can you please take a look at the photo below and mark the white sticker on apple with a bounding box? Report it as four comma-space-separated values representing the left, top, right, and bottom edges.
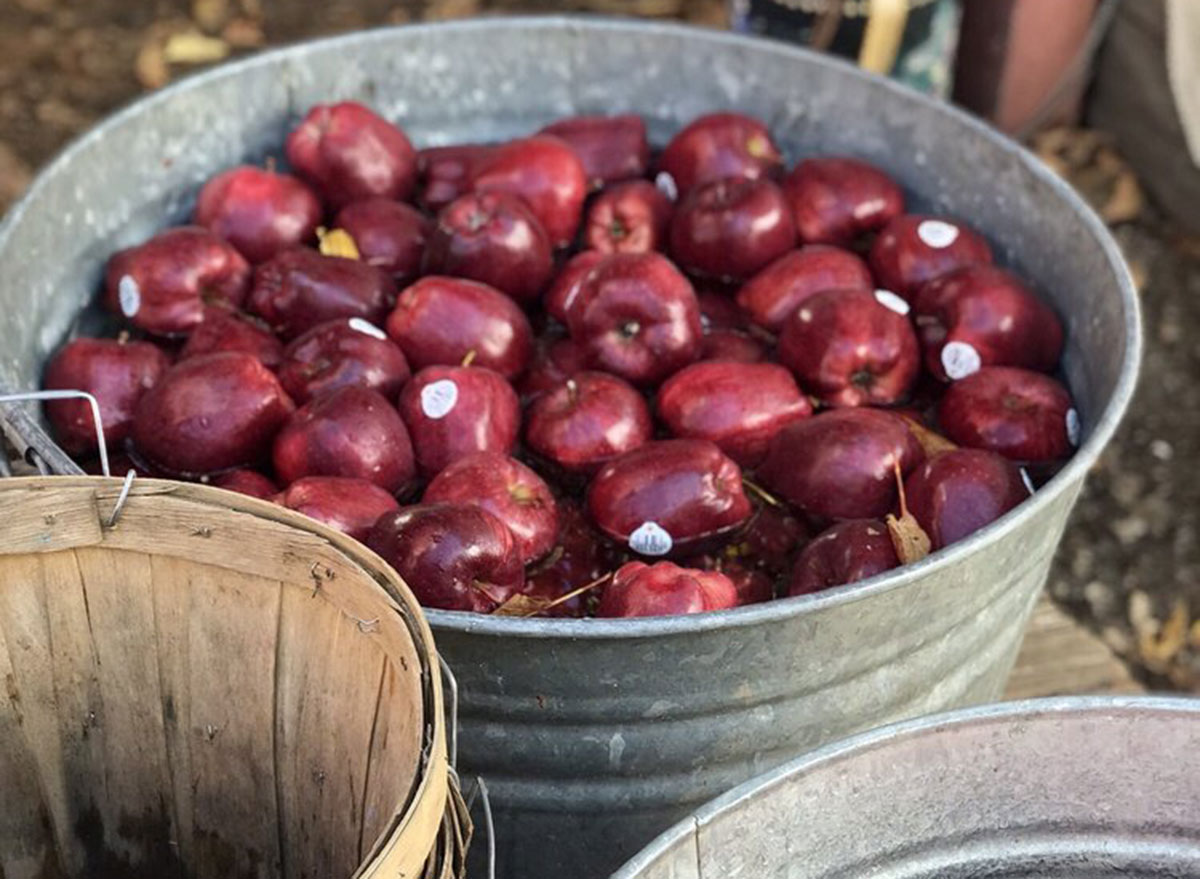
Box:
420, 379, 458, 419
941, 341, 981, 380
917, 219, 960, 249
654, 171, 679, 202
1066, 408, 1081, 446
629, 521, 673, 557
118, 275, 141, 318
874, 289, 910, 315
348, 317, 387, 340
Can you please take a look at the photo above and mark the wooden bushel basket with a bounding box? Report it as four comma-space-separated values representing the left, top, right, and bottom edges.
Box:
0, 476, 469, 879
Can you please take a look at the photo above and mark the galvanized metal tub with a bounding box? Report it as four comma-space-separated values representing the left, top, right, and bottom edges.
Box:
613, 696, 1200, 878
0, 17, 1140, 879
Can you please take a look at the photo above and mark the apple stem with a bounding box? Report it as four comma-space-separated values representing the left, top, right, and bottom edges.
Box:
461, 349, 478, 367
523, 571, 613, 618
742, 478, 783, 508
893, 459, 910, 518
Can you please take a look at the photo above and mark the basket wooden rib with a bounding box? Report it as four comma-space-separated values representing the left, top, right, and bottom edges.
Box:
0, 477, 467, 879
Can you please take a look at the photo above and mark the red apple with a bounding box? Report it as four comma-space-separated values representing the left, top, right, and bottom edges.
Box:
334, 198, 429, 284
194, 166, 322, 264
723, 561, 776, 605
583, 180, 672, 254
697, 288, 749, 331
544, 250, 606, 324
272, 386, 415, 493
524, 372, 653, 474
417, 143, 497, 212
424, 451, 560, 562
669, 177, 796, 281
567, 252, 702, 385
180, 308, 283, 369
912, 265, 1064, 382
469, 135, 588, 248
700, 329, 768, 363
787, 519, 900, 596
904, 448, 1029, 549
516, 336, 589, 402
758, 408, 924, 521
44, 337, 171, 455
587, 439, 752, 556
657, 361, 811, 466
104, 227, 250, 336
739, 503, 810, 574
657, 112, 783, 194
422, 190, 554, 303
595, 560, 738, 617
249, 247, 396, 340
539, 114, 650, 187
274, 476, 400, 541
938, 367, 1075, 462
211, 468, 278, 500
736, 244, 874, 332
367, 503, 524, 612
131, 351, 294, 476
397, 364, 520, 478
868, 214, 993, 300
385, 276, 533, 380
285, 101, 417, 208
778, 288, 920, 407
521, 500, 621, 618
783, 157, 904, 245
277, 317, 410, 404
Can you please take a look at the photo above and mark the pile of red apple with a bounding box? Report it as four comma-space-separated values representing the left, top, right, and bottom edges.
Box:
42, 102, 1079, 618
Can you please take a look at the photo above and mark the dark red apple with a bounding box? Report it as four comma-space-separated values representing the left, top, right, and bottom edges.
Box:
758, 408, 924, 521
521, 500, 622, 618
583, 180, 672, 254
367, 503, 524, 612
211, 468, 278, 500
868, 214, 993, 300
277, 317, 410, 404
787, 519, 900, 596
131, 351, 294, 476
516, 336, 589, 402
274, 476, 400, 541
103, 227, 250, 336
385, 276, 532, 380
285, 101, 417, 208
700, 329, 768, 363
669, 177, 796, 281
524, 371, 653, 474
938, 367, 1075, 462
657, 112, 783, 194
417, 143, 497, 212
904, 448, 1029, 549
723, 561, 775, 605
587, 439, 752, 556
469, 135, 588, 248
397, 364, 520, 478
544, 251, 606, 324
739, 503, 809, 574
567, 252, 702, 385
179, 308, 283, 369
44, 337, 171, 455
334, 198, 429, 284
272, 386, 415, 493
194, 165, 322, 264
697, 288, 749, 331
912, 265, 1064, 382
539, 114, 650, 187
778, 288, 920, 407
249, 247, 396, 340
656, 361, 811, 466
595, 560, 738, 617
736, 244, 874, 333
783, 157, 904, 245
424, 451, 560, 563
422, 190, 554, 303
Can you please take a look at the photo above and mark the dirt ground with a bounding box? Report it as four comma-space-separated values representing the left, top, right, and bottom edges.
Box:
3, 0, 1198, 687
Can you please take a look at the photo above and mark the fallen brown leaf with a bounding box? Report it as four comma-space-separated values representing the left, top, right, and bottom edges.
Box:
899, 415, 957, 459
163, 31, 231, 65
317, 227, 361, 260
135, 41, 170, 90
1137, 599, 1189, 674
885, 460, 931, 565
492, 594, 553, 617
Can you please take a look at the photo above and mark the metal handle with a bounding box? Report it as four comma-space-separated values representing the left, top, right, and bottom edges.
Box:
439, 654, 459, 770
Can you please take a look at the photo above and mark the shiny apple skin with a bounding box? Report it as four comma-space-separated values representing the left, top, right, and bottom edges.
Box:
656, 361, 811, 467
736, 244, 874, 332
904, 448, 1029, 549
367, 503, 524, 613
422, 190, 554, 304
699, 329, 767, 364
584, 180, 673, 254
44, 337, 171, 455
131, 351, 295, 477
417, 143, 498, 212
104, 226, 251, 336
385, 276, 533, 380
539, 114, 651, 187
211, 468, 278, 500
938, 367, 1074, 462
868, 214, 993, 300
334, 198, 429, 285
787, 519, 900, 596
657, 112, 783, 194
595, 561, 738, 618
272, 476, 399, 541
545, 250, 607, 325
587, 438, 753, 555
277, 317, 410, 404
194, 166, 322, 264
783, 157, 905, 245
249, 248, 396, 340
758, 408, 925, 521
180, 308, 284, 369
524, 372, 653, 475
912, 265, 1064, 381
397, 364, 520, 478
284, 101, 418, 208
517, 336, 589, 402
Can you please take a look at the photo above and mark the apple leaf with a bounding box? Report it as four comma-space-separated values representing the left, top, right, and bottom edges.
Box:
886, 459, 931, 565
492, 594, 554, 617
